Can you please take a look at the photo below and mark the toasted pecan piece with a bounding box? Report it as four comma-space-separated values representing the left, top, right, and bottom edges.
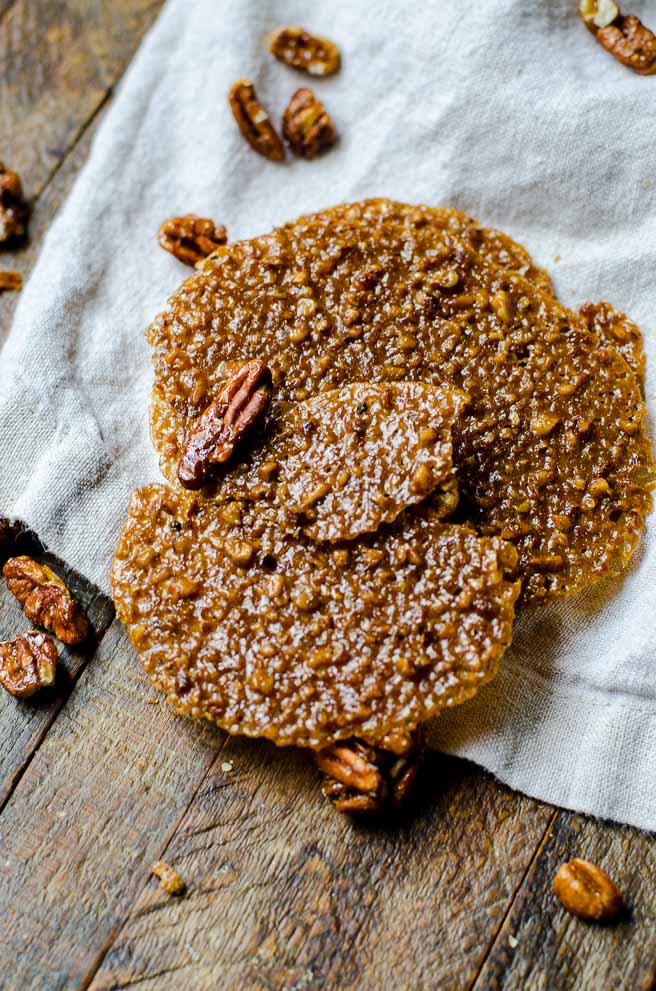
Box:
282, 87, 337, 159
0, 631, 57, 698
553, 859, 625, 922
158, 215, 227, 266
228, 79, 285, 161
580, 2, 656, 74
0, 270, 22, 292
0, 163, 28, 243
269, 26, 341, 76
316, 734, 425, 815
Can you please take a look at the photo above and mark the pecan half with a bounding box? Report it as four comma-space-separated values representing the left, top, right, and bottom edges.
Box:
282, 88, 337, 159
228, 80, 285, 162
269, 26, 341, 77
580, 2, 656, 74
178, 360, 273, 489
0, 631, 57, 698
315, 733, 424, 815
3, 556, 89, 645
553, 859, 625, 922
158, 215, 227, 267
0, 270, 22, 292
0, 164, 28, 243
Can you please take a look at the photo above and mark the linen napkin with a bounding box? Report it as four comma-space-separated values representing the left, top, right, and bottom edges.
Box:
2, 0, 656, 830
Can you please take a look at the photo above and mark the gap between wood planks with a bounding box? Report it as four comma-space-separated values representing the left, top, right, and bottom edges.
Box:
467, 808, 559, 990
0, 0, 165, 803
77, 733, 233, 991
0, 578, 114, 820
0, 0, 18, 29
31, 87, 113, 207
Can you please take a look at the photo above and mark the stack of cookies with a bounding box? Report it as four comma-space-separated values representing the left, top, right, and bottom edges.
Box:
112, 200, 652, 813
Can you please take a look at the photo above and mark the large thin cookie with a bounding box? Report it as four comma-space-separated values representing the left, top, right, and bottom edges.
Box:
147, 199, 652, 604
112, 486, 519, 749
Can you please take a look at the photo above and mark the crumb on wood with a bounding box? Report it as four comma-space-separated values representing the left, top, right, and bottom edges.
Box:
151, 860, 186, 896
221, 761, 234, 773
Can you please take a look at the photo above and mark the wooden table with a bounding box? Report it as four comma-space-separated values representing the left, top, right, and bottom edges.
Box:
1, 4, 654, 988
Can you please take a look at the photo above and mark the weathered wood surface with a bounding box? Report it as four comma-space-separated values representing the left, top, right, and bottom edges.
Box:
0, 619, 222, 991
0, 0, 165, 345
88, 746, 553, 991
473, 810, 656, 991
0, 3, 655, 990
0, 530, 114, 809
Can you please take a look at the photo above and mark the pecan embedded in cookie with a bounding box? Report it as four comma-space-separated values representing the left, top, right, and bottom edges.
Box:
178, 361, 273, 489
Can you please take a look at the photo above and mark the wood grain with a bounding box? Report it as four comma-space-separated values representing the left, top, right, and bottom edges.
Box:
0, 1, 17, 24
0, 620, 222, 991
0, 94, 104, 347
0, 529, 114, 808
471, 811, 656, 991
0, 0, 165, 344
88, 740, 553, 991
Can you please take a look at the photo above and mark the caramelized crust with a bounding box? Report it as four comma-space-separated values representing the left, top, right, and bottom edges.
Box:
147, 200, 652, 604
111, 486, 519, 749
182, 381, 464, 541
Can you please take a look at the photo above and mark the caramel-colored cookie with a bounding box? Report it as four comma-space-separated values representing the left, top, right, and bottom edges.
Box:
188, 381, 464, 542
147, 199, 652, 604
111, 486, 519, 748
579, 300, 646, 385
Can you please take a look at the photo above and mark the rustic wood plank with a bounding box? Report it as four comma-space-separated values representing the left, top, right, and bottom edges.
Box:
0, 0, 165, 343
0, 94, 104, 346
0, 527, 114, 808
0, 0, 163, 193
471, 810, 656, 990
0, 619, 223, 991
88, 740, 554, 991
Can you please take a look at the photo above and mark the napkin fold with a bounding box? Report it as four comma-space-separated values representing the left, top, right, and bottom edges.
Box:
2, 0, 656, 829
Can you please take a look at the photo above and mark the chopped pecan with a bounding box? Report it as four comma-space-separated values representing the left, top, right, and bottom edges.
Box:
3, 556, 89, 645
229, 79, 285, 161
151, 860, 186, 896
0, 164, 28, 243
553, 858, 625, 922
282, 87, 337, 159
579, 0, 619, 28
178, 360, 273, 489
315, 732, 424, 815
158, 215, 227, 266
0, 270, 22, 292
0, 631, 57, 698
269, 26, 341, 77
580, 2, 656, 73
